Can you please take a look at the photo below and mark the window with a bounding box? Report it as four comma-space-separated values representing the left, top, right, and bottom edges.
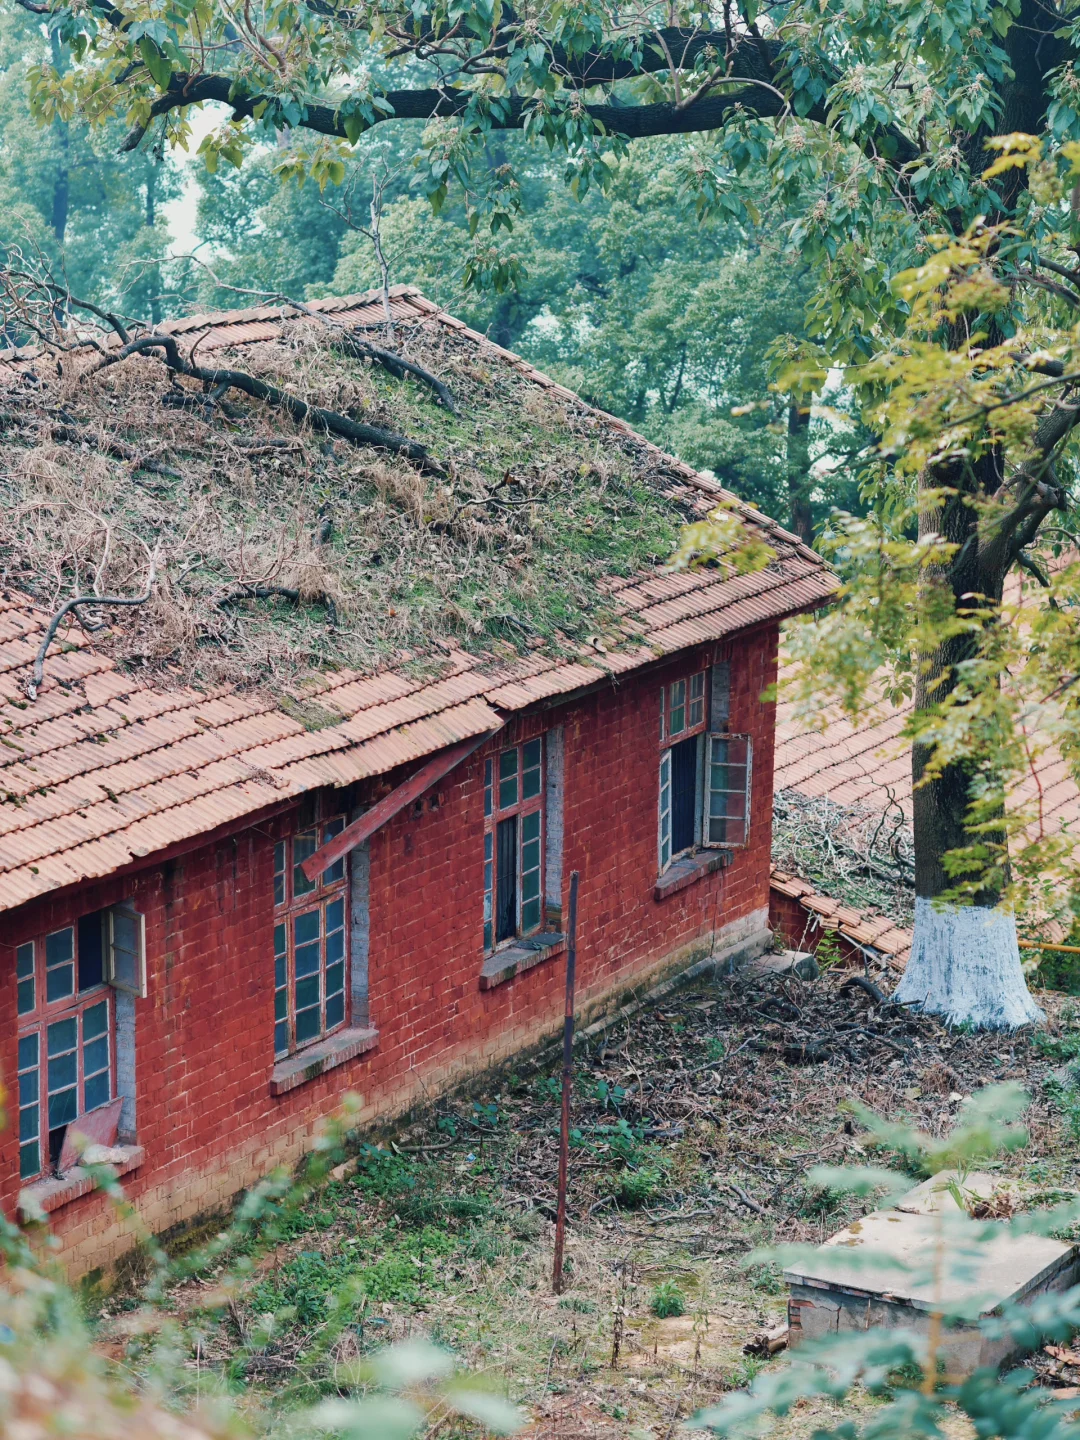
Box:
658, 665, 752, 873
704, 733, 753, 848
483, 739, 544, 951
273, 813, 348, 1058
15, 903, 139, 1181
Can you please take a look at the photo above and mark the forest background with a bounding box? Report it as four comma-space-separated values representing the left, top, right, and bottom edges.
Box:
0, 6, 861, 548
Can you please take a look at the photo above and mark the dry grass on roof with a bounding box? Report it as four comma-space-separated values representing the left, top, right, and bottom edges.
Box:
0, 317, 691, 688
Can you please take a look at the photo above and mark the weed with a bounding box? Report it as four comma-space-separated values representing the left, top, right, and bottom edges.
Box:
1034, 1031, 1080, 1062
705, 1037, 726, 1062
558, 1296, 597, 1313
612, 1164, 665, 1209
721, 1356, 764, 1390
590, 1079, 628, 1110
814, 930, 845, 972
1044, 1073, 1080, 1140
650, 1281, 686, 1318
797, 1184, 842, 1219
746, 1262, 786, 1295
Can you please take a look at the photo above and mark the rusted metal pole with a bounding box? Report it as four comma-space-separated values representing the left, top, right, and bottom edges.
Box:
552, 868, 580, 1295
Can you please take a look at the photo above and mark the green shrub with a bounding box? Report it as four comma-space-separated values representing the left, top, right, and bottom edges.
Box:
650, 1281, 686, 1318
1035, 947, 1080, 995
613, 1164, 664, 1208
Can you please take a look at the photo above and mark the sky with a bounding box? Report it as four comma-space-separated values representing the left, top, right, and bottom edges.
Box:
161, 104, 228, 254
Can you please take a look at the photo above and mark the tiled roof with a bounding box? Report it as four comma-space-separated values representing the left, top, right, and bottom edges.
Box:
770, 868, 913, 966
771, 598, 1080, 961
0, 287, 835, 913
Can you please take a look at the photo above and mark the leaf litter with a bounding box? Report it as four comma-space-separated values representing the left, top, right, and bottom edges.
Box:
102, 961, 1080, 1438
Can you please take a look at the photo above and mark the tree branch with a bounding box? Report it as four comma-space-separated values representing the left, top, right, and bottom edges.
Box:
94, 333, 443, 471
118, 64, 920, 167
29, 548, 159, 700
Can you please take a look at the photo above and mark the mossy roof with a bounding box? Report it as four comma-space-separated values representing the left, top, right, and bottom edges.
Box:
0, 286, 834, 911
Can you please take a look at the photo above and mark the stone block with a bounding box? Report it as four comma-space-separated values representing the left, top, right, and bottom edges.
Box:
785, 1171, 1079, 1376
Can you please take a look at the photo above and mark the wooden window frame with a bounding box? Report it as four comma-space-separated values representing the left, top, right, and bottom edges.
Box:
483, 738, 545, 953
15, 915, 123, 1182
272, 813, 349, 1059
657, 668, 751, 873
658, 669, 708, 871
702, 733, 753, 850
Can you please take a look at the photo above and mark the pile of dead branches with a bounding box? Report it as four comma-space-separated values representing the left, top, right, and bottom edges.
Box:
772, 788, 915, 928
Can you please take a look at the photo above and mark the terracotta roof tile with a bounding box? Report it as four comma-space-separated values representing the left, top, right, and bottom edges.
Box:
0, 287, 835, 912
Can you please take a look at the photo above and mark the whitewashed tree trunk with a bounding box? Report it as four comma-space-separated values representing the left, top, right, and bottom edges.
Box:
892, 899, 1044, 1029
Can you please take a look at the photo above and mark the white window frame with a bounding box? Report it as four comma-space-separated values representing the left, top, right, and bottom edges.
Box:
701, 733, 753, 850
658, 748, 673, 872
106, 902, 147, 997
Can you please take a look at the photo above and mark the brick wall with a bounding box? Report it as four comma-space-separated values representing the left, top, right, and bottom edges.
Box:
0, 627, 779, 1277
768, 888, 867, 966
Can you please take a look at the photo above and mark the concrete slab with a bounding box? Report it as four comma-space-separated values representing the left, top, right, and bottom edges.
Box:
785, 1171, 1079, 1375
749, 950, 819, 980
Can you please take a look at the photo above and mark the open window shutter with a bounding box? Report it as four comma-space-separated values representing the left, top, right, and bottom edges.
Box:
658, 748, 673, 872
107, 902, 146, 997
702, 734, 752, 848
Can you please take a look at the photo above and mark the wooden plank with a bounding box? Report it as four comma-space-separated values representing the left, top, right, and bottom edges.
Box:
300, 730, 497, 881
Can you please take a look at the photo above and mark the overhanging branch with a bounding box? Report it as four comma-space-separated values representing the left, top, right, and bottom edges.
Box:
118, 65, 920, 167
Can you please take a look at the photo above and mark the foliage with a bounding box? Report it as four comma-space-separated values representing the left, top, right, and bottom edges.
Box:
650, 1280, 686, 1318
0, 10, 180, 318
195, 136, 866, 534
694, 1085, 1080, 1439
0, 1092, 522, 1440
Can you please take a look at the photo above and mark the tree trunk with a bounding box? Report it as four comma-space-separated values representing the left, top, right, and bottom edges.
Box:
146, 160, 162, 327
785, 401, 813, 545
892, 463, 1043, 1028
50, 33, 69, 246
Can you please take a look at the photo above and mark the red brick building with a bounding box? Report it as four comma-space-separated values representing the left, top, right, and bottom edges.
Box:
0, 289, 833, 1275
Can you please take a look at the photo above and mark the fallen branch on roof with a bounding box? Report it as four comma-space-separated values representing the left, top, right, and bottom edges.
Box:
28, 547, 160, 701
219, 584, 338, 627
0, 410, 178, 477
334, 334, 459, 415
163, 262, 461, 415
92, 332, 444, 473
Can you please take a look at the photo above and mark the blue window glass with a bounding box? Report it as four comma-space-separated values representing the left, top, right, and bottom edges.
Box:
17, 1031, 39, 1180
47, 1016, 79, 1130
275, 815, 349, 1057
293, 830, 317, 898
82, 1001, 111, 1113
498, 749, 518, 810
522, 739, 542, 800
322, 818, 346, 884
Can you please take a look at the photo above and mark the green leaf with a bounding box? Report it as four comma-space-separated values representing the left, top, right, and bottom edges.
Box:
137, 37, 173, 90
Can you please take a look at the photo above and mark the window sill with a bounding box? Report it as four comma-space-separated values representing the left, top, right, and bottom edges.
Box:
18, 1144, 145, 1220
480, 933, 566, 991
654, 848, 733, 901
270, 1026, 379, 1097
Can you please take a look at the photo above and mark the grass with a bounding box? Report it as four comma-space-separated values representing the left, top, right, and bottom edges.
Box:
100, 966, 1080, 1438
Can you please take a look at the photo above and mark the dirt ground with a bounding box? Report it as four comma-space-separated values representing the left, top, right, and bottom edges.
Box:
102, 959, 1080, 1439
